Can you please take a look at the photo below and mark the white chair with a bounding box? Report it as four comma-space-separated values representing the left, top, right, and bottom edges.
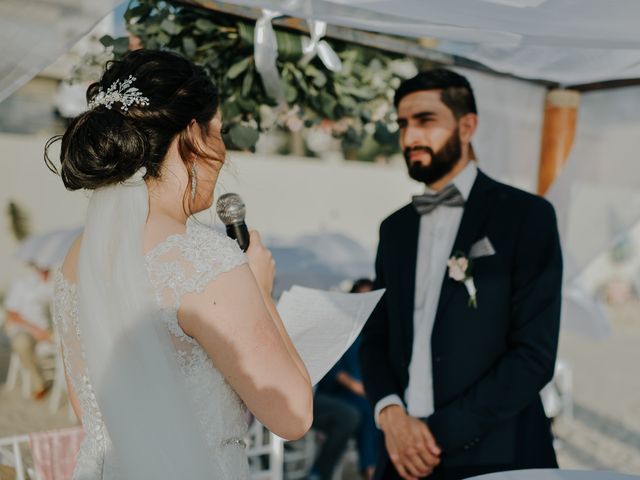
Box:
0, 433, 30, 480
282, 433, 316, 480
4, 336, 70, 418
5, 338, 57, 398
0, 427, 84, 480
48, 350, 68, 414
246, 419, 284, 480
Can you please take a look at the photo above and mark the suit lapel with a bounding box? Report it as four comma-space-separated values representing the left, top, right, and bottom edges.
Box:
435, 170, 498, 319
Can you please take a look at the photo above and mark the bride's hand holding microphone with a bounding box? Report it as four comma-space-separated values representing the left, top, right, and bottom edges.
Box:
215, 192, 275, 297
245, 230, 275, 298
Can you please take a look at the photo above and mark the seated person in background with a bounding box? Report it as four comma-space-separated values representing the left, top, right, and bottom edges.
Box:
309, 390, 361, 480
316, 278, 380, 480
3, 264, 53, 399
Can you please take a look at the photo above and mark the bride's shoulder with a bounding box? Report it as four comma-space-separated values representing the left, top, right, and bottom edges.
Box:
59, 232, 84, 284
181, 222, 246, 268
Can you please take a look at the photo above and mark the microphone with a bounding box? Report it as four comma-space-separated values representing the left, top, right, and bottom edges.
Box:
216, 193, 250, 252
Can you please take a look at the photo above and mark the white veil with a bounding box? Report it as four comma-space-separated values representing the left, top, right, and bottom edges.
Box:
77, 168, 224, 478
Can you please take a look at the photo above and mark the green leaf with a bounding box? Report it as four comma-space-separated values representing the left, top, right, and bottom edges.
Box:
237, 22, 255, 46
236, 95, 257, 114
182, 37, 197, 57
290, 67, 308, 94
156, 31, 170, 45
113, 37, 130, 55
229, 123, 260, 150
320, 91, 338, 118
195, 18, 217, 33
241, 69, 253, 96
125, 4, 151, 21
373, 122, 398, 145
222, 99, 242, 121
161, 18, 182, 35
227, 56, 252, 80
284, 83, 298, 103
99, 35, 114, 47
145, 22, 161, 34
275, 30, 303, 61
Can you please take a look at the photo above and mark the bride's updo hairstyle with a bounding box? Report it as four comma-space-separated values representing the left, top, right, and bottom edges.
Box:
45, 49, 220, 190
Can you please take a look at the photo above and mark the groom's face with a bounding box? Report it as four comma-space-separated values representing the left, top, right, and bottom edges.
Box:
397, 90, 463, 185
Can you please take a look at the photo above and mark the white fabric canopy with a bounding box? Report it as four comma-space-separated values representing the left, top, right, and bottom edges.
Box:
0, 0, 122, 103
222, 0, 640, 85
4, 0, 640, 103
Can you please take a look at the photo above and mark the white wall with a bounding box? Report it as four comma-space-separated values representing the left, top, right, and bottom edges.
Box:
0, 133, 420, 290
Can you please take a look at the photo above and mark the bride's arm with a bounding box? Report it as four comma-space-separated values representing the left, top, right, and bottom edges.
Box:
178, 238, 313, 440
65, 370, 82, 422
243, 231, 311, 386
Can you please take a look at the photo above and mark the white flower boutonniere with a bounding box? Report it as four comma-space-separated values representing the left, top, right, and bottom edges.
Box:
447, 254, 478, 308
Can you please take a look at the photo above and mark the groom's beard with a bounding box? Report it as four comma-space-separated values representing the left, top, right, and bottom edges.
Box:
404, 128, 462, 186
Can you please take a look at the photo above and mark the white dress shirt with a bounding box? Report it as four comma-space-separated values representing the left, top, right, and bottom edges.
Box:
374, 162, 478, 426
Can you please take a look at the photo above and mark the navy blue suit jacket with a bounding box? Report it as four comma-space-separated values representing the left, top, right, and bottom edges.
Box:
360, 170, 562, 478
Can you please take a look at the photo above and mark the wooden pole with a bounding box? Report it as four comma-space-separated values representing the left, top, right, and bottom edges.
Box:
537, 89, 580, 195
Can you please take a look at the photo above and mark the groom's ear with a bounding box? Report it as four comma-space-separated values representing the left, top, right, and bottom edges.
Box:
458, 113, 478, 144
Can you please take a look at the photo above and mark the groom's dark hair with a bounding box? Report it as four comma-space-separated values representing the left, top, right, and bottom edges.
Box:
394, 69, 477, 120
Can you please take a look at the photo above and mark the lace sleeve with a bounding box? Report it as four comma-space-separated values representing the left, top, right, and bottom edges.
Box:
146, 223, 247, 311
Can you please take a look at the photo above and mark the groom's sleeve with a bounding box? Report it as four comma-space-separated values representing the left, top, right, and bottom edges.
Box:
360, 223, 404, 410
426, 197, 563, 453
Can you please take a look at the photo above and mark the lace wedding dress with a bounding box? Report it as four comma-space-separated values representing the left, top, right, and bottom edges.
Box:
53, 223, 251, 479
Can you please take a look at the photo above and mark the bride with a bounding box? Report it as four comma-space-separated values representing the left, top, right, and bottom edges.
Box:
45, 49, 313, 479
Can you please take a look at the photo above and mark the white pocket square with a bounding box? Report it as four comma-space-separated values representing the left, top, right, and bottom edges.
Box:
469, 236, 496, 259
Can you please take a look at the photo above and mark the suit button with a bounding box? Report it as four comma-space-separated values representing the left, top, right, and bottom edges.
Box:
435, 356, 441, 363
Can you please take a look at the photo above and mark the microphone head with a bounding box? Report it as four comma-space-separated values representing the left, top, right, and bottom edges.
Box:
216, 193, 246, 225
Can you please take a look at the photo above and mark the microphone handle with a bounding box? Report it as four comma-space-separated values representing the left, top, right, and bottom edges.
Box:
226, 222, 250, 252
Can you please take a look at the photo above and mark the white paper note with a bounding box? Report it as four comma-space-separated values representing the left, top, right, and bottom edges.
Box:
277, 286, 384, 385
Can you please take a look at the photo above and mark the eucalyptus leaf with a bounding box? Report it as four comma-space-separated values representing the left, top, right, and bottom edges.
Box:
241, 69, 253, 96
222, 99, 242, 121
275, 30, 303, 61
285, 84, 298, 103
236, 95, 257, 114
320, 91, 338, 118
156, 31, 170, 45
374, 122, 398, 145
195, 18, 217, 33
229, 123, 260, 150
227, 57, 251, 80
182, 37, 197, 57
113, 37, 130, 55
161, 18, 182, 35
237, 22, 255, 46
125, 4, 151, 21
99, 35, 114, 47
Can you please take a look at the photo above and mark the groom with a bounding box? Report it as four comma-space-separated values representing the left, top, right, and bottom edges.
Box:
360, 69, 562, 480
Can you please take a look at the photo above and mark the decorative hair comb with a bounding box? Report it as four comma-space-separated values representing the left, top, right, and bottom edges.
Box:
88, 75, 150, 112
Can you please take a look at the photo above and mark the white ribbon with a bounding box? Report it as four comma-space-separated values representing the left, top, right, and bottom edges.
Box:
254, 11, 343, 106
254, 9, 286, 105
300, 20, 342, 72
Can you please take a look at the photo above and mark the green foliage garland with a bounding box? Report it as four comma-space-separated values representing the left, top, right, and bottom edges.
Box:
100, 0, 428, 156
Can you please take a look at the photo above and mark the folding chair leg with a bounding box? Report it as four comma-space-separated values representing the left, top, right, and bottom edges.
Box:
5, 353, 20, 391
49, 354, 66, 413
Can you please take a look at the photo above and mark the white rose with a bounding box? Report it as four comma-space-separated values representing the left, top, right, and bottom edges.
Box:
447, 256, 468, 282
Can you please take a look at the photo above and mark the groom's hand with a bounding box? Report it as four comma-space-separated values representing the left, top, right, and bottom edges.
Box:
379, 405, 441, 480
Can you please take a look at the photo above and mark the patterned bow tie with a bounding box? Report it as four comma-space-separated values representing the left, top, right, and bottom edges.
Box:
412, 184, 465, 215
